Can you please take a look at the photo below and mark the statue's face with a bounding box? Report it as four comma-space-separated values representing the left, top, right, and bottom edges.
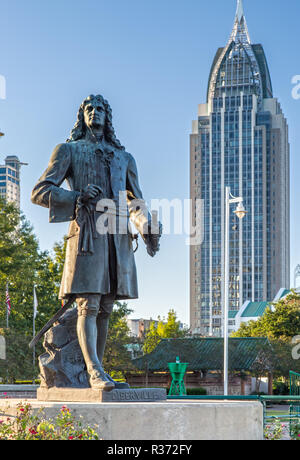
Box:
83, 99, 106, 131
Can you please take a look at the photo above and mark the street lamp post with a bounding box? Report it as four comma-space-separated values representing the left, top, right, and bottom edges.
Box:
224, 186, 247, 396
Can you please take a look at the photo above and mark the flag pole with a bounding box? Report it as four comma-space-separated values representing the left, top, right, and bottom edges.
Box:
6, 281, 9, 329
5, 281, 9, 384
33, 286, 36, 374
33, 299, 35, 371
33, 285, 39, 380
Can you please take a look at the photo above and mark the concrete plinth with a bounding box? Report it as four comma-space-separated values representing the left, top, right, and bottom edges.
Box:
37, 387, 166, 403
0, 399, 263, 440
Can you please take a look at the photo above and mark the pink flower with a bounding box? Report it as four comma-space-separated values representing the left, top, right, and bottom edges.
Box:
69, 436, 74, 440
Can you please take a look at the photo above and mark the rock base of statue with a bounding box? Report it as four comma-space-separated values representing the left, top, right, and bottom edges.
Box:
38, 307, 90, 389
37, 387, 167, 403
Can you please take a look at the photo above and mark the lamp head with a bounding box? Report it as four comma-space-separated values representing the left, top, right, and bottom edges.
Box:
234, 202, 247, 220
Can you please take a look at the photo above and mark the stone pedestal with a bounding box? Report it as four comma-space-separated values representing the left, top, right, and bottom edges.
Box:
37, 387, 166, 403
0, 399, 264, 440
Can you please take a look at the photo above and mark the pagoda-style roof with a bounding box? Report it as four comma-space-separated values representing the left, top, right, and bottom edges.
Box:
229, 301, 270, 320
241, 301, 270, 318
133, 337, 272, 372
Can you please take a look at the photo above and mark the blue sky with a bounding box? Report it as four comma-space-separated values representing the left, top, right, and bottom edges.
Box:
0, 0, 299, 325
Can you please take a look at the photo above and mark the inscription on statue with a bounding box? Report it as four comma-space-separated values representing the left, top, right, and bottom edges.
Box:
111, 390, 161, 401
104, 388, 166, 403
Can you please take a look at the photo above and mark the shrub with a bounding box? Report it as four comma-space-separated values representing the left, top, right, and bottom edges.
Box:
273, 381, 289, 396
264, 418, 284, 441
186, 387, 207, 396
0, 403, 100, 440
290, 422, 300, 441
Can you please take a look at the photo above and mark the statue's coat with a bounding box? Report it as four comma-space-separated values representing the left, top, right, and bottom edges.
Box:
31, 140, 150, 300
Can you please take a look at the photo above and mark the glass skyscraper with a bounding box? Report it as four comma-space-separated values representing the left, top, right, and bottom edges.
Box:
190, 0, 290, 336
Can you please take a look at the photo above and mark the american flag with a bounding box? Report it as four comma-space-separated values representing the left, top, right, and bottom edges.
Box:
6, 284, 11, 317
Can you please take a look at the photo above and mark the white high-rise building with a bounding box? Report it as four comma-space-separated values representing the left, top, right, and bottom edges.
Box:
0, 155, 23, 208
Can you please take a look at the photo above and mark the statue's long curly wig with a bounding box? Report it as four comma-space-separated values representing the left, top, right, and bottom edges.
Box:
66, 94, 125, 150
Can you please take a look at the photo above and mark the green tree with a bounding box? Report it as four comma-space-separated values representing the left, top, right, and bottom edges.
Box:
0, 328, 36, 383
232, 291, 300, 341
0, 199, 64, 334
46, 237, 67, 297
0, 199, 68, 380
232, 292, 300, 379
103, 301, 134, 378
142, 321, 161, 355
143, 309, 187, 354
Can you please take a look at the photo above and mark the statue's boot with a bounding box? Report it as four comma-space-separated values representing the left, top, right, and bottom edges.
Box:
88, 367, 115, 392
96, 310, 130, 390
105, 373, 130, 389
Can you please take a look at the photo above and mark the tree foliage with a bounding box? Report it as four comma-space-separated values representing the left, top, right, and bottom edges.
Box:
0, 199, 63, 335
143, 309, 188, 354
232, 292, 300, 378
103, 301, 134, 378
232, 292, 300, 341
0, 200, 67, 381
0, 328, 36, 382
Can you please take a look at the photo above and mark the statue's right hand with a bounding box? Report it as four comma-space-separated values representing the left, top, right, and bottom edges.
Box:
81, 184, 102, 203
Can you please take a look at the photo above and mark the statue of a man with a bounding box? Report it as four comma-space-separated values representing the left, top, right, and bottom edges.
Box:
31, 95, 161, 391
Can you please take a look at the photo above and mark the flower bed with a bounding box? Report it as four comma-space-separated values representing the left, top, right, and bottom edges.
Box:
0, 403, 100, 440
264, 418, 300, 441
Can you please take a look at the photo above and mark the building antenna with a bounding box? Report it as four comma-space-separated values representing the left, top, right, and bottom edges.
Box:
236, 0, 245, 22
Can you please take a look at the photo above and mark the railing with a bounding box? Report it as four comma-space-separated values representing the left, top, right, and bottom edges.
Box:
289, 371, 300, 436
167, 395, 260, 401
290, 371, 300, 397
260, 395, 300, 439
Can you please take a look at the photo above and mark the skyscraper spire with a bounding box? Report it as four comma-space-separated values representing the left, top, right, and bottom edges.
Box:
236, 0, 244, 22
229, 0, 250, 44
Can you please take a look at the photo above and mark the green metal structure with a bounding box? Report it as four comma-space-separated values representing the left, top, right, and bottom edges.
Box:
168, 357, 188, 396
290, 371, 300, 397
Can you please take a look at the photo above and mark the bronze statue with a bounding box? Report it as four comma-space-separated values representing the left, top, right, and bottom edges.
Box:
31, 95, 161, 391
